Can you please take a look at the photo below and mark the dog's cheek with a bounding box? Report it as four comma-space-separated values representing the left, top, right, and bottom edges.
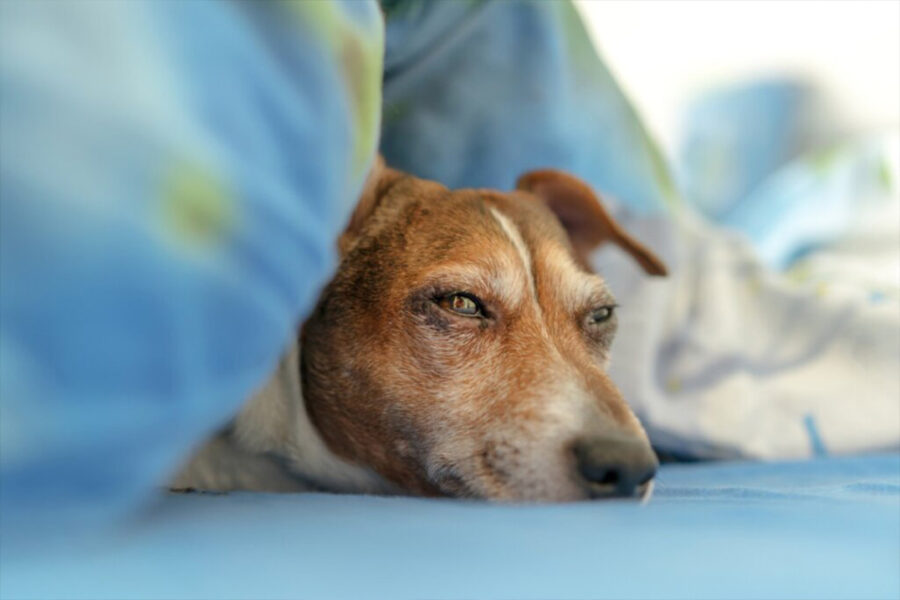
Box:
311, 328, 453, 495
381, 339, 505, 495
377, 404, 452, 494
400, 316, 489, 381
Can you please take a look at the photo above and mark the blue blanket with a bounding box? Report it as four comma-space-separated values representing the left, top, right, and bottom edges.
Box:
3, 454, 898, 599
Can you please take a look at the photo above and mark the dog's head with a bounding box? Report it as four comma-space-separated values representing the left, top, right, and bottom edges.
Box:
301, 159, 666, 501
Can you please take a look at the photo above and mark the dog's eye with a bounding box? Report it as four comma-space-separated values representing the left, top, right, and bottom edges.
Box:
439, 293, 483, 317
588, 305, 616, 325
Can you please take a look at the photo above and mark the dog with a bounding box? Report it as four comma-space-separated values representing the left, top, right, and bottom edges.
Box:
172, 159, 667, 501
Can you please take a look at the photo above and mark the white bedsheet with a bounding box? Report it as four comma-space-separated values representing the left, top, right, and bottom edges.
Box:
600, 135, 900, 459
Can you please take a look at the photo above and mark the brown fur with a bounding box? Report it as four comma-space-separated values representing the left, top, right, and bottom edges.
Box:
299, 162, 665, 500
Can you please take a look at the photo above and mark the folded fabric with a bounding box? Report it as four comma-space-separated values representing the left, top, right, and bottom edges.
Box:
598, 135, 900, 459
676, 78, 829, 220
0, 0, 383, 532
380, 0, 678, 215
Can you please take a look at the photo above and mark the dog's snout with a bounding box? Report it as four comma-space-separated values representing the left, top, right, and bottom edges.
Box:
573, 434, 658, 498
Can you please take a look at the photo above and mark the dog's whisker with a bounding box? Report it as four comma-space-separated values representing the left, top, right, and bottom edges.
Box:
639, 479, 655, 505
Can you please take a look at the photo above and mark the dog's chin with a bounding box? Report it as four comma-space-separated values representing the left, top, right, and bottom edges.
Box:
427, 470, 485, 499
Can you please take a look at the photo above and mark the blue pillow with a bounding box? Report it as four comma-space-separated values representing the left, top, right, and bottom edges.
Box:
0, 0, 383, 533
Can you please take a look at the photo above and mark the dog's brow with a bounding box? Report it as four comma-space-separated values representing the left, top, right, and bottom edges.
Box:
542, 243, 612, 309
420, 261, 528, 308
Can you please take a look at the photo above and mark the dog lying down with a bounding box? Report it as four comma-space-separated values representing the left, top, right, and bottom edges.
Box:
173, 159, 667, 502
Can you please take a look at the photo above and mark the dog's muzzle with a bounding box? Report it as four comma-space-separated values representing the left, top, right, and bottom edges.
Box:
573, 433, 658, 499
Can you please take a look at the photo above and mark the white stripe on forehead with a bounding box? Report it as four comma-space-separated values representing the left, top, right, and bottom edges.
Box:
489, 207, 537, 299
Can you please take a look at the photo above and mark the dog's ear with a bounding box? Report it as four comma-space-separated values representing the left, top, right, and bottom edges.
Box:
516, 169, 667, 276
339, 155, 404, 256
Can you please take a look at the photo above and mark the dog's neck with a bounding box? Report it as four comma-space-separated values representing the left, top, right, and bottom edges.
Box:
173, 342, 394, 494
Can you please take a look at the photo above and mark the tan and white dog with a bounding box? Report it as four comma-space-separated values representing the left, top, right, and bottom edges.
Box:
173, 160, 667, 501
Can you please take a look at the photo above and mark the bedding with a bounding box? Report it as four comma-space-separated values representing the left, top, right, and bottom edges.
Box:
595, 133, 900, 459
1, 0, 897, 579
0, 0, 382, 532
2, 453, 898, 599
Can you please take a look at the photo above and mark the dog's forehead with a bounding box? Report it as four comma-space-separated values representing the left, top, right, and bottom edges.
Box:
397, 188, 562, 254
483, 191, 613, 307
391, 187, 610, 308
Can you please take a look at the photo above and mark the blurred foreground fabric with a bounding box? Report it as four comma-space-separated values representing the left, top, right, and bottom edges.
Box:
0, 0, 384, 530
1, 0, 898, 558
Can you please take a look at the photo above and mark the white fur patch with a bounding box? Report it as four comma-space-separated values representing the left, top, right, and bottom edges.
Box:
490, 207, 538, 300
234, 342, 395, 493
640, 479, 655, 505
176, 342, 396, 494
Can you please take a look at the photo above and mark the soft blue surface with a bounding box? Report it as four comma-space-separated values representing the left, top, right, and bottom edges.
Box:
3, 454, 899, 600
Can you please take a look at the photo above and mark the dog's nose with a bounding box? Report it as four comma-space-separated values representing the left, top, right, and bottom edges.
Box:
573, 433, 658, 498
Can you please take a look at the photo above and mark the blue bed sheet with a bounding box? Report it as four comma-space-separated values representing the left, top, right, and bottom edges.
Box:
3, 453, 898, 600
